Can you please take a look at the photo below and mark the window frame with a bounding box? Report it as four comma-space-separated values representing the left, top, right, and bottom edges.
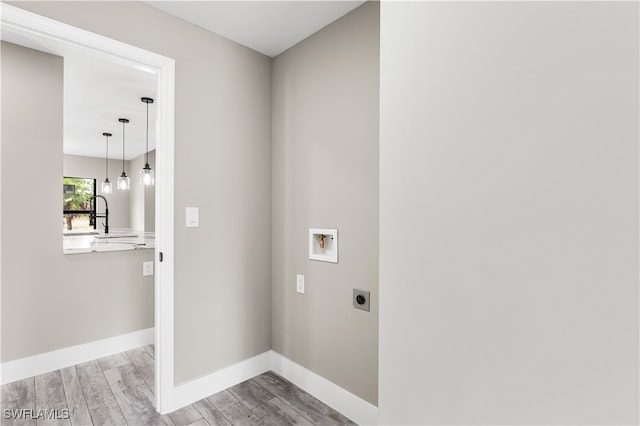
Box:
62, 176, 97, 230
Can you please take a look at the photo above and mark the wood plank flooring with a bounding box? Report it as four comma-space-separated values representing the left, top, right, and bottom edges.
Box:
1, 346, 356, 426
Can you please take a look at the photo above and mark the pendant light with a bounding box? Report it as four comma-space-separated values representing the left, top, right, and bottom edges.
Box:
140, 97, 154, 186
117, 118, 130, 191
101, 132, 113, 194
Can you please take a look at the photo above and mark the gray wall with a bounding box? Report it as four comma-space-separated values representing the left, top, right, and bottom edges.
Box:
144, 150, 155, 233
129, 153, 144, 231
129, 150, 155, 232
1, 41, 154, 362
379, 2, 639, 424
10, 2, 273, 384
64, 154, 131, 230
272, 2, 379, 405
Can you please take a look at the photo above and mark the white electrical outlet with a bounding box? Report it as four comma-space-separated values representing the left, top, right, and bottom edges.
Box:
143, 261, 154, 277
296, 274, 305, 294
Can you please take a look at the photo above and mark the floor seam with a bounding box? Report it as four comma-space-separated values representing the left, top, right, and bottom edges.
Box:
95, 359, 129, 426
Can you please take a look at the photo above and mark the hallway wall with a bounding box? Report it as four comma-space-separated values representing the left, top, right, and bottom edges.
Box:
379, 2, 640, 424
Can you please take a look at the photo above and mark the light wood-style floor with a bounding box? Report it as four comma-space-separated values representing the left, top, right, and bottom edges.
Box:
1, 345, 355, 426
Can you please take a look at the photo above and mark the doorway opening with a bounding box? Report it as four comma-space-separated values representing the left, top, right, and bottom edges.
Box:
1, 3, 176, 413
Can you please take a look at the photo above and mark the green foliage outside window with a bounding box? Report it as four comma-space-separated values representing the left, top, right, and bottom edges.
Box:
63, 177, 95, 231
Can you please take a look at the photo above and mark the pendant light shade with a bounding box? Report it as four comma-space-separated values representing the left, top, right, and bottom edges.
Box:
140, 97, 154, 186
101, 132, 112, 194
118, 118, 130, 191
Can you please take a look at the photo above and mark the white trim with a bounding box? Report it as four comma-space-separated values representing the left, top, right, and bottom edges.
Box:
271, 351, 379, 426
0, 4, 159, 74
1, 328, 154, 385
168, 350, 378, 425
153, 30, 176, 417
168, 351, 273, 413
1, 3, 176, 413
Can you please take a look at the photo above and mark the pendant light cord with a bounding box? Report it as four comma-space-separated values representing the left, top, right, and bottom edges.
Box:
145, 101, 149, 165
122, 120, 126, 173
105, 135, 109, 178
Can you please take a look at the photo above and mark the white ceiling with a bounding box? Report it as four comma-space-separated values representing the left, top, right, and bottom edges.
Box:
145, 1, 366, 57
64, 56, 157, 160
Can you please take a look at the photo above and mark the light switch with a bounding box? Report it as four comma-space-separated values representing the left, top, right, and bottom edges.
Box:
143, 261, 154, 277
296, 274, 305, 294
186, 207, 199, 228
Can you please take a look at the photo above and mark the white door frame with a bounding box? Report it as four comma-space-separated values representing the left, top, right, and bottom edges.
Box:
0, 4, 176, 413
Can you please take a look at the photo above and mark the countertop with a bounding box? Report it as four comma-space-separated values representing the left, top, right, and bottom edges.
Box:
63, 229, 155, 254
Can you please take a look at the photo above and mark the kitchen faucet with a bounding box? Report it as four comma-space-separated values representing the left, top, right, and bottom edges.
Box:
91, 195, 109, 234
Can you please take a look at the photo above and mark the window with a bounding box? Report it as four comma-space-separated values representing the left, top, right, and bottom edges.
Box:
63, 177, 96, 231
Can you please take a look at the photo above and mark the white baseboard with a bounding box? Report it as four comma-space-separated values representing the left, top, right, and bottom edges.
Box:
270, 351, 379, 426
167, 350, 378, 425
1, 328, 154, 385
168, 351, 272, 412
